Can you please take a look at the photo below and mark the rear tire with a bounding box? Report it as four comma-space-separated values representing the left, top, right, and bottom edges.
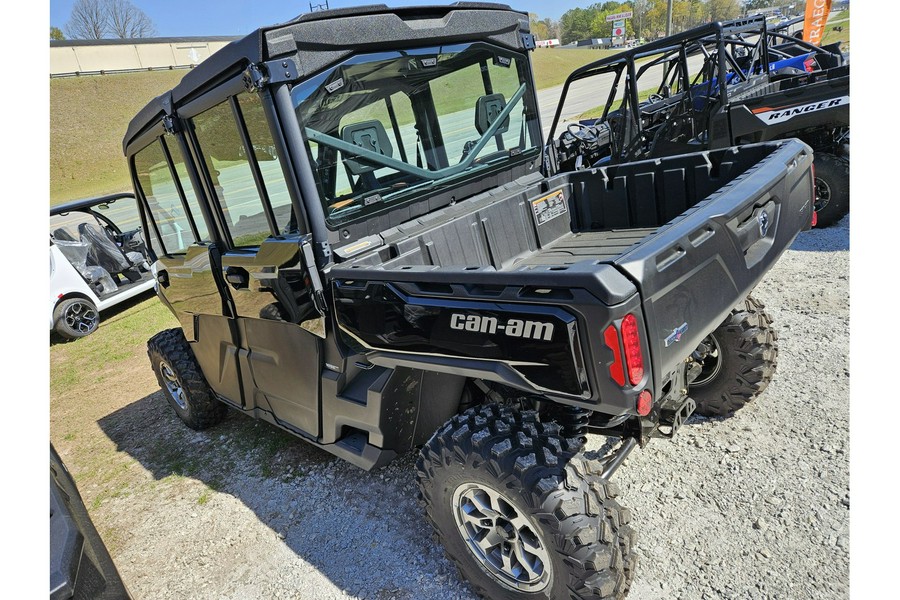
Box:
53, 298, 99, 340
812, 153, 849, 228
417, 404, 636, 600
689, 296, 778, 417
147, 328, 226, 430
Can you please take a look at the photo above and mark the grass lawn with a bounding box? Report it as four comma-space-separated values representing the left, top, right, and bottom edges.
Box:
822, 9, 850, 49
530, 48, 621, 89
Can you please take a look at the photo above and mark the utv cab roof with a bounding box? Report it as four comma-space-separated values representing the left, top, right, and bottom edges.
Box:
123, 2, 528, 155
50, 192, 136, 217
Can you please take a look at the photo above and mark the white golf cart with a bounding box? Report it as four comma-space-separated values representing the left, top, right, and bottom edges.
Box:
50, 193, 155, 340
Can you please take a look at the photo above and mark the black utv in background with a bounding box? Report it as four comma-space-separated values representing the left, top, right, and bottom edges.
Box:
124, 4, 814, 598
550, 16, 849, 226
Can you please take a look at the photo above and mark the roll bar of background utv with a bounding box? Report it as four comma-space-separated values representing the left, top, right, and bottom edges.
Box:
545, 17, 773, 150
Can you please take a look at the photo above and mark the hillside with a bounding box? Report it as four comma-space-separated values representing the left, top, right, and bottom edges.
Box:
50, 70, 187, 205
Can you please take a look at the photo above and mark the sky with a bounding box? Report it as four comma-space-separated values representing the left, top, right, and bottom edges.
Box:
49, 0, 588, 37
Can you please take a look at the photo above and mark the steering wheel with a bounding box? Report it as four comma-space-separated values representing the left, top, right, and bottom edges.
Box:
567, 121, 595, 134
647, 93, 665, 104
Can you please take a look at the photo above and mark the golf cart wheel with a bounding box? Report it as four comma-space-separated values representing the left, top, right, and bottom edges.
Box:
416, 404, 636, 600
689, 296, 778, 417
812, 153, 849, 228
53, 297, 100, 340
147, 328, 226, 430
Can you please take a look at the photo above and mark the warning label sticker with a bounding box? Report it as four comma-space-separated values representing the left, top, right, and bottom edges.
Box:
531, 190, 568, 226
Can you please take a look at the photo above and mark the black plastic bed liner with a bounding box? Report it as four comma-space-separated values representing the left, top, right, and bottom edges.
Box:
514, 228, 658, 267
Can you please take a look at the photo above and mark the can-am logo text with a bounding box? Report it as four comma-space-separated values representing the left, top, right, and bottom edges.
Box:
449, 313, 555, 341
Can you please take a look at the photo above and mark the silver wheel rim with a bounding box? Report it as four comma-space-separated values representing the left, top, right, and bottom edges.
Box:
63, 301, 98, 334
814, 175, 832, 213
691, 333, 723, 388
452, 482, 551, 592
159, 360, 187, 409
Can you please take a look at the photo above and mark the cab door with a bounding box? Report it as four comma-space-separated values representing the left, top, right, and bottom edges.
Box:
133, 133, 245, 406
189, 92, 322, 438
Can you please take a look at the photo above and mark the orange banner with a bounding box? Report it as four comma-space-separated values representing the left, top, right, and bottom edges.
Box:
803, 0, 833, 45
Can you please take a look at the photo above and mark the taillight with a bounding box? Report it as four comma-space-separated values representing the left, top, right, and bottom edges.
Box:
621, 314, 644, 385
637, 390, 653, 416
604, 325, 625, 386
803, 57, 816, 73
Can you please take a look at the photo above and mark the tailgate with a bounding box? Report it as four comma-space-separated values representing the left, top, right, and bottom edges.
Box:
613, 139, 813, 385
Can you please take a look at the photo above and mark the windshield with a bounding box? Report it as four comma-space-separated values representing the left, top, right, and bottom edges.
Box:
291, 42, 540, 227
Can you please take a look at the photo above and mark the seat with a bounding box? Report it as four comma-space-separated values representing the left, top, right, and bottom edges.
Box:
78, 222, 133, 276
341, 120, 394, 193
52, 227, 77, 242
474, 93, 510, 136
53, 239, 119, 295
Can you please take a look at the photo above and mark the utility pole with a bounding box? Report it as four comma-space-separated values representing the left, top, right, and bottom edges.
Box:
310, 1, 330, 12
666, 0, 674, 36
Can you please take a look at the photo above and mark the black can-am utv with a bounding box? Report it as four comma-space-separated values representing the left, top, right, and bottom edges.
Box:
124, 4, 815, 598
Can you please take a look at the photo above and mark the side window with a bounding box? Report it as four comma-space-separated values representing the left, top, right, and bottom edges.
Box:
166, 135, 210, 243
237, 94, 294, 234
193, 94, 294, 248
134, 139, 203, 255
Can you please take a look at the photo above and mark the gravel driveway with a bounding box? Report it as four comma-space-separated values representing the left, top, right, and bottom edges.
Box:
61, 217, 849, 600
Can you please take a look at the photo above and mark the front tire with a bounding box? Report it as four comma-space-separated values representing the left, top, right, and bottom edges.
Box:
812, 153, 849, 228
147, 328, 227, 430
417, 404, 636, 600
53, 297, 99, 340
689, 296, 778, 417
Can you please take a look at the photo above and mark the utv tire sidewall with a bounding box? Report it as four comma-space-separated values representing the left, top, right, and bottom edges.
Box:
812, 153, 849, 228
689, 296, 778, 417
53, 297, 99, 340
417, 405, 635, 600
147, 328, 226, 430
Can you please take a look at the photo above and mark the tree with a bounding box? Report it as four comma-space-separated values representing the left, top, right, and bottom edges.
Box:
107, 0, 156, 38
65, 0, 157, 40
707, 0, 742, 21
542, 18, 561, 40
50, 26, 65, 41
66, 0, 107, 39
560, 7, 597, 44
743, 0, 777, 12
529, 13, 550, 40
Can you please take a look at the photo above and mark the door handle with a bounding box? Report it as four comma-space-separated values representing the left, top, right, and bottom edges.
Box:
156, 270, 170, 288
224, 266, 249, 289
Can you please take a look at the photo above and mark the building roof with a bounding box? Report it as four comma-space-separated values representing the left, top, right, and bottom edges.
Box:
51, 36, 241, 47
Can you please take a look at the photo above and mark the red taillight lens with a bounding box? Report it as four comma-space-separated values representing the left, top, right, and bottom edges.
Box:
637, 390, 653, 416
604, 325, 625, 386
803, 57, 816, 73
621, 314, 644, 385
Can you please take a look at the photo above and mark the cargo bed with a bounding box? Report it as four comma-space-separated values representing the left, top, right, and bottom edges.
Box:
330, 140, 813, 412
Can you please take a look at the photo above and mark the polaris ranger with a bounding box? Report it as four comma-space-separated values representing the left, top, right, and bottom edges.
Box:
551, 16, 848, 226
125, 4, 814, 598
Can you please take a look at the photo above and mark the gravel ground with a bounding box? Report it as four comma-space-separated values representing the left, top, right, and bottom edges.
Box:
60, 216, 849, 600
